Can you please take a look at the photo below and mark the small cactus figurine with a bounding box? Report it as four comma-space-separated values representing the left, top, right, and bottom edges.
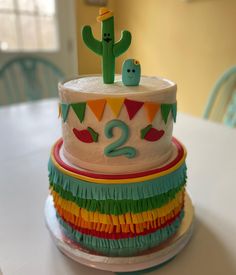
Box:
82, 8, 131, 84
122, 59, 141, 86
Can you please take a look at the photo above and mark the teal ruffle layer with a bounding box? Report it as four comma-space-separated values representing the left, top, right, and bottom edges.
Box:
50, 182, 185, 215
57, 210, 184, 257
48, 158, 187, 200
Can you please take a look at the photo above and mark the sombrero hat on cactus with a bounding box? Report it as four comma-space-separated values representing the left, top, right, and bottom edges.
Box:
97, 7, 113, 22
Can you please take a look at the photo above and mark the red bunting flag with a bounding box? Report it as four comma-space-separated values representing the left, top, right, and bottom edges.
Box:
124, 99, 144, 120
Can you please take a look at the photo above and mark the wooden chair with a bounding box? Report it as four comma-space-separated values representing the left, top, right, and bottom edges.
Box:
203, 66, 236, 127
0, 56, 64, 106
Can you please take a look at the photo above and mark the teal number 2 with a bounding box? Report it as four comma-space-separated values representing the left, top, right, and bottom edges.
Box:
104, 119, 136, 159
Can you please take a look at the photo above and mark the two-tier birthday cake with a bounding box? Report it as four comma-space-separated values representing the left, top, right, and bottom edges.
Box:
47, 8, 189, 258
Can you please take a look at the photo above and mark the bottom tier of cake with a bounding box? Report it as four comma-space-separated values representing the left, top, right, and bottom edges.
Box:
48, 138, 187, 256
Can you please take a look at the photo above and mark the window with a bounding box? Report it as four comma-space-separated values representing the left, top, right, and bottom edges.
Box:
0, 0, 58, 52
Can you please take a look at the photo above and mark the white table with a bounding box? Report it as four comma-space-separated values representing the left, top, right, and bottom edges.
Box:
0, 99, 236, 275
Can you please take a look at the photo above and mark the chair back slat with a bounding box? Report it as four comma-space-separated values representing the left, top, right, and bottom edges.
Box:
9, 66, 25, 103
3, 70, 20, 104
0, 56, 64, 106
208, 74, 236, 122
44, 66, 53, 98
224, 90, 236, 127
203, 66, 236, 127
2, 74, 13, 104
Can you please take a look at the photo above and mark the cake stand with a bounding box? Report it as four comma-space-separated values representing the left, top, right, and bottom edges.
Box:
44, 193, 194, 273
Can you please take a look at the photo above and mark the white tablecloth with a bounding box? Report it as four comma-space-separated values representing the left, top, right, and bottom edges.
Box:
0, 99, 236, 275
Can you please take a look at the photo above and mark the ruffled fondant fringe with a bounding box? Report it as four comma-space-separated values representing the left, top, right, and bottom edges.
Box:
57, 210, 182, 239
52, 190, 184, 225
48, 159, 187, 200
57, 210, 184, 252
55, 203, 183, 234
50, 182, 185, 215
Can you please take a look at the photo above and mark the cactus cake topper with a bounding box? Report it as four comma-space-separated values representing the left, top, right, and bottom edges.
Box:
122, 59, 141, 86
82, 7, 132, 84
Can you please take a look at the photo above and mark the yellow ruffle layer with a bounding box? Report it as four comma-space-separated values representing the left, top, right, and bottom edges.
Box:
55, 201, 183, 234
51, 189, 185, 226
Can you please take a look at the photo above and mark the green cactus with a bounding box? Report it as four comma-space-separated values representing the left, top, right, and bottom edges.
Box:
82, 14, 131, 84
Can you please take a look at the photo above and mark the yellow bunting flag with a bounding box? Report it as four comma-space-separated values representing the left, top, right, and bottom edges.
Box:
144, 102, 160, 122
106, 97, 125, 118
87, 99, 106, 121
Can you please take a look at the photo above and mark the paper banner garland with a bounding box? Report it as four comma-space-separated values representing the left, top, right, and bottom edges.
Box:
124, 99, 144, 120
106, 97, 124, 117
61, 100, 177, 124
71, 102, 86, 123
87, 99, 106, 121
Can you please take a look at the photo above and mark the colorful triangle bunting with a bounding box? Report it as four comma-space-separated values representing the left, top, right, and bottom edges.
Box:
87, 99, 106, 121
67, 99, 176, 124
161, 104, 172, 124
71, 102, 86, 123
171, 103, 177, 122
106, 97, 125, 118
124, 99, 144, 120
144, 102, 160, 122
61, 103, 70, 122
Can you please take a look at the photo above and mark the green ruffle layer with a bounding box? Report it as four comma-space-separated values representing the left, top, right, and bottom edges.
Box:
57, 210, 184, 257
50, 182, 185, 215
48, 158, 187, 200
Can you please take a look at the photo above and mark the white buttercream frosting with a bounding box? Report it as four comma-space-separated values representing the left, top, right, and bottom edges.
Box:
59, 75, 177, 174
62, 75, 176, 96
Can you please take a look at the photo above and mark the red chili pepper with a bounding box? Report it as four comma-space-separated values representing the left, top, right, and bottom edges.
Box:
144, 128, 164, 141
73, 128, 93, 143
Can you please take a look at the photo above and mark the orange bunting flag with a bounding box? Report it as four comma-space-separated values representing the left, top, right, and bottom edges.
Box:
87, 99, 106, 121
144, 102, 160, 122
106, 97, 125, 117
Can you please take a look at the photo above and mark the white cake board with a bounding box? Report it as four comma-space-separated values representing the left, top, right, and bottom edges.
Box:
45, 193, 194, 273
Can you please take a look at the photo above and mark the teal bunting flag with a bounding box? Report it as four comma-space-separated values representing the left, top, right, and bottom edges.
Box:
71, 102, 86, 123
61, 103, 70, 122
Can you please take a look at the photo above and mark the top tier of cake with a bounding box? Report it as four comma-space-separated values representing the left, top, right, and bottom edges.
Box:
59, 75, 177, 174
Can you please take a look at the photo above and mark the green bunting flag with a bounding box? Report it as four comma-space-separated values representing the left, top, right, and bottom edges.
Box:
61, 103, 70, 122
71, 102, 86, 123
171, 103, 177, 122
161, 104, 172, 124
